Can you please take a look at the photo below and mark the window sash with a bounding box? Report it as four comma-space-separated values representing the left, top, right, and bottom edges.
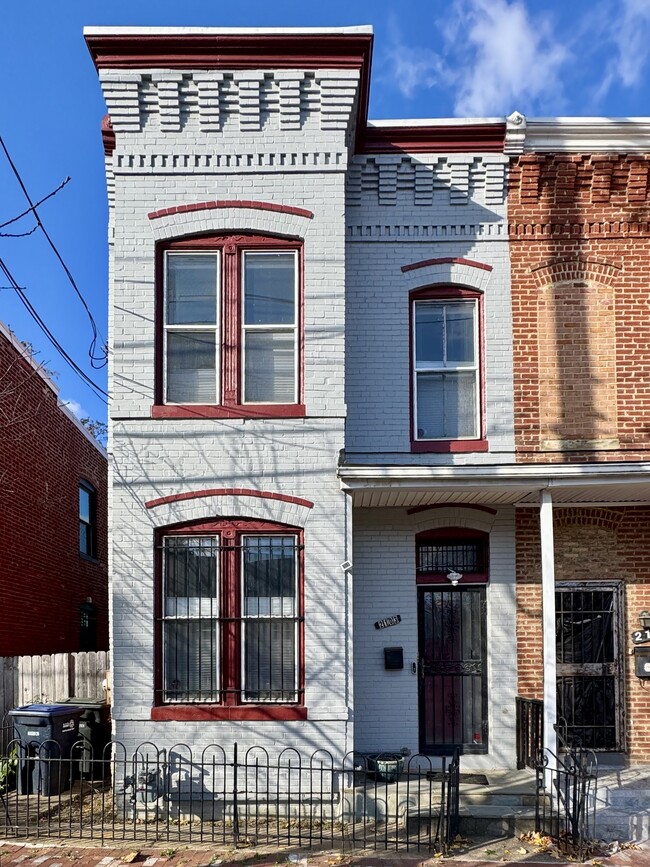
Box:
163, 252, 220, 405
162, 535, 220, 703
79, 483, 96, 557
240, 535, 299, 703
413, 300, 480, 441
241, 251, 298, 404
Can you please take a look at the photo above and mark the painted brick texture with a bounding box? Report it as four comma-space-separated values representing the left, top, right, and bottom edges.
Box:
0, 329, 108, 656
516, 507, 650, 762
509, 153, 650, 462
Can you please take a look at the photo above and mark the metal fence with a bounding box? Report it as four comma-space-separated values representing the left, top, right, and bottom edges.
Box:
0, 739, 460, 854
516, 696, 543, 769
535, 747, 598, 862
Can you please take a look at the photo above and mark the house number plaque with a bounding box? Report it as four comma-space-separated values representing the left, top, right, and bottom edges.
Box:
632, 628, 650, 645
374, 614, 401, 630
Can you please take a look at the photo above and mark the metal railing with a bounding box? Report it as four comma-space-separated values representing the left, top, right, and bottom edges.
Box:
0, 739, 460, 853
516, 696, 544, 769
535, 747, 598, 862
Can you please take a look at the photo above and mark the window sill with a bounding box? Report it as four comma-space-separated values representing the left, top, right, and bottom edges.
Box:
80, 552, 101, 565
151, 404, 306, 420
151, 705, 308, 722
411, 439, 489, 454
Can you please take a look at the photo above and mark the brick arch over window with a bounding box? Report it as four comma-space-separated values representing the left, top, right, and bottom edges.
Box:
400, 257, 493, 294
147, 200, 313, 243
530, 256, 621, 289
411, 506, 496, 536
415, 526, 490, 585
145, 489, 314, 530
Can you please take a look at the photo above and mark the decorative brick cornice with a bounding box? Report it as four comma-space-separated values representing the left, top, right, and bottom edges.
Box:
509, 221, 650, 240
145, 488, 314, 510
530, 256, 621, 288
401, 257, 492, 274
148, 200, 313, 221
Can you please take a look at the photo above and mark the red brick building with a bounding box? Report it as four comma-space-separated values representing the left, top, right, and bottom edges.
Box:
0, 321, 108, 656
508, 117, 650, 763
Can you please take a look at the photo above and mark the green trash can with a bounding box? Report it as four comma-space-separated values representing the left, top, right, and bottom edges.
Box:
9, 704, 83, 795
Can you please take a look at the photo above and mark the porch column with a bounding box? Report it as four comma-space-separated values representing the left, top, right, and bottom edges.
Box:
540, 490, 558, 760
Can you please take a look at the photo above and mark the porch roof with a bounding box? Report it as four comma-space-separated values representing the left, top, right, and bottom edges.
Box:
338, 461, 650, 509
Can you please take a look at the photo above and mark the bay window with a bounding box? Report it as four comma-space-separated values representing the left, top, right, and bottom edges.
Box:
411, 287, 485, 452
155, 235, 303, 417
156, 520, 303, 710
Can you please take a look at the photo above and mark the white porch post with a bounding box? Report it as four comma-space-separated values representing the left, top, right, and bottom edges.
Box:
540, 490, 558, 760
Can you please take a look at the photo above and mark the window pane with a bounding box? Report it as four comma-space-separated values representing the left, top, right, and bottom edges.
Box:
415, 305, 444, 365
244, 253, 295, 325
166, 331, 217, 403
244, 620, 296, 702
80, 522, 89, 554
79, 488, 91, 523
416, 372, 477, 439
243, 536, 296, 616
244, 331, 295, 403
164, 619, 218, 702
165, 537, 218, 616
446, 304, 475, 363
166, 255, 218, 325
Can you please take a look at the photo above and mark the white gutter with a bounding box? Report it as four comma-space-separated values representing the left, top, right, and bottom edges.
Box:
339, 462, 650, 488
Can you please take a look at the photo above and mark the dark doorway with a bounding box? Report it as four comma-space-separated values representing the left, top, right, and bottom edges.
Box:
418, 587, 488, 754
556, 582, 624, 751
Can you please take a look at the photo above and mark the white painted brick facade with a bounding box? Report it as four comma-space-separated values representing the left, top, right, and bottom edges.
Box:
94, 29, 518, 767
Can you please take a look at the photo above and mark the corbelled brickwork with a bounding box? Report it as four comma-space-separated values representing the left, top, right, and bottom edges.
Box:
509, 153, 650, 462
0, 326, 108, 656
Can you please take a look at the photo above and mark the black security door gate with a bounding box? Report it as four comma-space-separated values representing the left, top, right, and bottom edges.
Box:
418, 587, 488, 754
556, 582, 624, 751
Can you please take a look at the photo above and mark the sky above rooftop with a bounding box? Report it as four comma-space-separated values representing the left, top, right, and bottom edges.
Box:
2, 0, 649, 428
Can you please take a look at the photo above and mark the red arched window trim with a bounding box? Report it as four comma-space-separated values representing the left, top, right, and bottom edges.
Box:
409, 285, 488, 454
415, 527, 489, 586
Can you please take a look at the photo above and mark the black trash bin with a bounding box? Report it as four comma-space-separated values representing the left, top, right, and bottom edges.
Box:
60, 698, 110, 780
9, 703, 83, 795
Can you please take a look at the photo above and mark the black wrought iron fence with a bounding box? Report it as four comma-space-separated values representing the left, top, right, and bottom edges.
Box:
516, 696, 544, 769
535, 747, 598, 862
0, 739, 459, 853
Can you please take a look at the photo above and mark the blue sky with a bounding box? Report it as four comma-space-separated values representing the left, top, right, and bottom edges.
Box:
2, 0, 650, 427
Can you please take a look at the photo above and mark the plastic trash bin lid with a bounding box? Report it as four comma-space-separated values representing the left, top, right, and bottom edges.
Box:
10, 704, 82, 716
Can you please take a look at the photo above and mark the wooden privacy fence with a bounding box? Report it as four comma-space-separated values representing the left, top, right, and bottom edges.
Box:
0, 652, 109, 722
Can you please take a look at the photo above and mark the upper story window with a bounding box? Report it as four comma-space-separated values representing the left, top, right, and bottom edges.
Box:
79, 481, 97, 558
411, 287, 486, 453
155, 234, 303, 419
156, 519, 304, 709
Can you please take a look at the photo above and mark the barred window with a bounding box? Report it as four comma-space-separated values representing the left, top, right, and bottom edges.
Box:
158, 521, 302, 706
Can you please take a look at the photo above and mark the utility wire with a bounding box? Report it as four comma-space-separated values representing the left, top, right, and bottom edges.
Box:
0, 177, 71, 229
0, 257, 108, 404
0, 135, 107, 368
0, 224, 38, 238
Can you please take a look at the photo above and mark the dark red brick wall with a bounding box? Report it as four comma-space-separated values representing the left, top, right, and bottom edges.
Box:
0, 330, 108, 656
509, 153, 650, 463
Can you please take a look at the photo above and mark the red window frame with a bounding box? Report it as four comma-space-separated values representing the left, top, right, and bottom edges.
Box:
415, 527, 489, 586
153, 233, 305, 419
153, 518, 306, 722
410, 286, 488, 453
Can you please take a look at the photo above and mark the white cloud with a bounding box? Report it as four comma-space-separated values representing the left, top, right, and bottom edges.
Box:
450, 0, 569, 117
62, 398, 87, 420
382, 17, 447, 99
595, 0, 650, 99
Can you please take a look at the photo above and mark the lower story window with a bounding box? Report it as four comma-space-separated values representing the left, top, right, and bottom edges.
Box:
158, 521, 303, 705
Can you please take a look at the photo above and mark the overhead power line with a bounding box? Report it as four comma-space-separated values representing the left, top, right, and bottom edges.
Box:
0, 256, 108, 404
0, 134, 107, 368
0, 177, 71, 229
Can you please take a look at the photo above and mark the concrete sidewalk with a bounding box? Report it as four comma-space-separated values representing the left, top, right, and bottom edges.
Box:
0, 837, 647, 867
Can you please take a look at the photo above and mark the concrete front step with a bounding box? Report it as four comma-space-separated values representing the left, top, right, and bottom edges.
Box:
406, 805, 539, 839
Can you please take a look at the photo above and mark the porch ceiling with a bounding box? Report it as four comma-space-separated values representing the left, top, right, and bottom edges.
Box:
338, 462, 650, 509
